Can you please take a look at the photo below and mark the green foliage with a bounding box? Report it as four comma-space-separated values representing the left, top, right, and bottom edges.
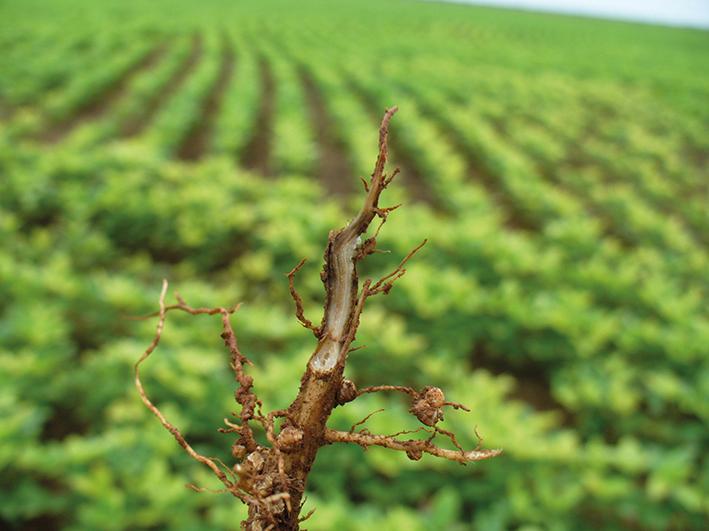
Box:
0, 0, 707, 529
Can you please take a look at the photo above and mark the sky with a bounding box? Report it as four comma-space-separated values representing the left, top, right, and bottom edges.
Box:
440, 0, 709, 29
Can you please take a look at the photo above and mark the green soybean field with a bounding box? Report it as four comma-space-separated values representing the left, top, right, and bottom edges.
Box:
1, 0, 707, 529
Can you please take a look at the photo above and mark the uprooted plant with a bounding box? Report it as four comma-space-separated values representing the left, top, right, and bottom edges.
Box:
134, 107, 502, 530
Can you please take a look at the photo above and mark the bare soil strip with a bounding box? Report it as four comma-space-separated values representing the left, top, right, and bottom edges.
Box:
120, 34, 203, 138
470, 342, 574, 426
0, 98, 13, 122
40, 41, 169, 143
176, 37, 235, 161
241, 57, 274, 176
563, 111, 707, 248
299, 68, 356, 196
411, 94, 537, 230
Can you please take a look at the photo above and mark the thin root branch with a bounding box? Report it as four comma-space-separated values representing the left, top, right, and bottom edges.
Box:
349, 408, 385, 433
324, 428, 502, 464
299, 507, 316, 523
357, 385, 417, 398
368, 239, 428, 296
134, 280, 242, 497
286, 258, 320, 337
186, 483, 230, 494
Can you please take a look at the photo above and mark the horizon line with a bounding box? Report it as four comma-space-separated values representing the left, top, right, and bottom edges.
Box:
426, 0, 709, 30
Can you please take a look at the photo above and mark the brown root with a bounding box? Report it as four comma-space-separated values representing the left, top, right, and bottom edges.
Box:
324, 428, 502, 464
135, 108, 501, 530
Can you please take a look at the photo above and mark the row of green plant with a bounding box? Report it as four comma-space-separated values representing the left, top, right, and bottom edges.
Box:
0, 1, 706, 529
139, 31, 222, 157
61, 35, 195, 149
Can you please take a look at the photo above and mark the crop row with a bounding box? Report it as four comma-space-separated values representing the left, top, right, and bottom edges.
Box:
272, 32, 701, 340
1, 26, 705, 278
1, 2, 706, 529
59, 35, 195, 148
2, 25, 705, 291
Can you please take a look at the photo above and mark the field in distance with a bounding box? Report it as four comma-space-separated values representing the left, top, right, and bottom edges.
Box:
0, 1, 707, 530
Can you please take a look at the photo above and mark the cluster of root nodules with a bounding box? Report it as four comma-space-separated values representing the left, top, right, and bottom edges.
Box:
330, 381, 499, 464
134, 107, 501, 530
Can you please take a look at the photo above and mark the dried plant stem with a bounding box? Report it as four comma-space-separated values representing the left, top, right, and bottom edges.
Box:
135, 108, 501, 530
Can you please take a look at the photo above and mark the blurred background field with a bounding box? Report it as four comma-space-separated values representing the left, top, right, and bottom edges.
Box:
1, 0, 707, 529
